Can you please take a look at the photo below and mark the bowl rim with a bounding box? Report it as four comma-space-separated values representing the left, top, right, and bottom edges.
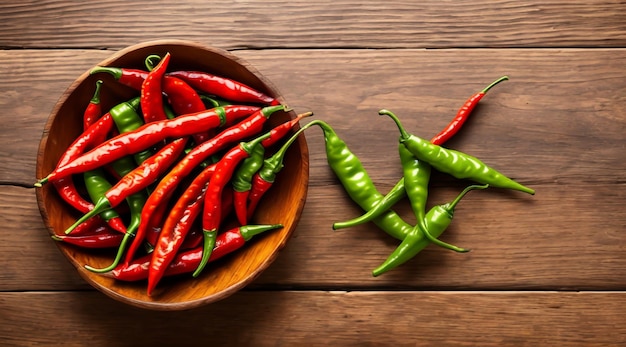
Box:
35, 39, 309, 310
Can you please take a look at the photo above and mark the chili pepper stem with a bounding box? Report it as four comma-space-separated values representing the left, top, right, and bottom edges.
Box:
84, 231, 134, 273
64, 197, 112, 234
379, 109, 410, 142
90, 66, 123, 79
481, 76, 509, 94
419, 184, 489, 253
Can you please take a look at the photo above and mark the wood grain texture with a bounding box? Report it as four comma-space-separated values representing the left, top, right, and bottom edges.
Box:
2, 48, 626, 185
0, 1, 625, 49
1, 291, 626, 346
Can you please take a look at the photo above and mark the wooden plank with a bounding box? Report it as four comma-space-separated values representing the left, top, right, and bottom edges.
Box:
2, 48, 626, 186
1, 1, 625, 49
1, 291, 625, 346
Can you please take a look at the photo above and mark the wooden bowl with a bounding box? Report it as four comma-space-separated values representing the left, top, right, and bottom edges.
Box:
35, 40, 309, 310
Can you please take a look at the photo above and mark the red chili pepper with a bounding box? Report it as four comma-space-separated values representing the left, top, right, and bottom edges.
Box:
51, 225, 124, 249
144, 200, 169, 252
147, 163, 215, 295
63, 137, 189, 235
83, 80, 103, 130
167, 70, 280, 106
36, 105, 260, 186
180, 188, 235, 250
140, 53, 170, 124
194, 132, 272, 278
106, 224, 282, 283
162, 75, 211, 144
430, 76, 508, 144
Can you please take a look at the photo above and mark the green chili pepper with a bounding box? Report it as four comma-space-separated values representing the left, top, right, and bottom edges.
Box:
109, 98, 154, 165
398, 143, 467, 252
379, 109, 535, 195
305, 120, 413, 240
84, 100, 152, 273
332, 178, 405, 230
231, 143, 266, 225
372, 184, 488, 277
83, 168, 126, 228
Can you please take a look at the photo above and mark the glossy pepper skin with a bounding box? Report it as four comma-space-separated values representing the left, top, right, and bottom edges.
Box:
194, 132, 272, 278
147, 163, 216, 294
52, 225, 124, 249
372, 184, 488, 276
83, 80, 103, 130
82, 168, 127, 235
430, 76, 508, 145
168, 70, 280, 106
303, 120, 414, 241
105, 224, 283, 283
37, 105, 260, 185
231, 143, 265, 225
380, 109, 535, 195
398, 144, 467, 253
140, 53, 170, 123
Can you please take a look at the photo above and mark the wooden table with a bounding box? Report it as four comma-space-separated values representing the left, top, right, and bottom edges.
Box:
2, 1, 625, 346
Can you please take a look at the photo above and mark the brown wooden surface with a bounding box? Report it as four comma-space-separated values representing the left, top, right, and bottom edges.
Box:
1, 0, 626, 346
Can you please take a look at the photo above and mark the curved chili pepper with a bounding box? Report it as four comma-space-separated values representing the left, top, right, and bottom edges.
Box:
180, 188, 234, 250
261, 111, 313, 148
83, 80, 103, 130
105, 224, 283, 282
64, 137, 188, 235
90, 66, 145, 90
140, 53, 170, 124
194, 132, 272, 277
162, 74, 211, 144
124, 105, 283, 264
231, 144, 265, 225
380, 109, 535, 195
36, 105, 260, 185
372, 184, 488, 276
147, 163, 216, 294
430, 76, 508, 144
246, 120, 314, 220
52, 225, 124, 249
168, 70, 280, 106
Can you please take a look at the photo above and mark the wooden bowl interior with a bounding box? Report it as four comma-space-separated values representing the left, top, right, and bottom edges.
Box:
35, 40, 309, 310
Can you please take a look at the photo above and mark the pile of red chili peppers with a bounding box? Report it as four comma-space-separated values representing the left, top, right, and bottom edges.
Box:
38, 52, 313, 295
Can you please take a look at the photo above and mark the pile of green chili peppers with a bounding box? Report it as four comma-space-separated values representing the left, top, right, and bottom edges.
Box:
309, 81, 535, 276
